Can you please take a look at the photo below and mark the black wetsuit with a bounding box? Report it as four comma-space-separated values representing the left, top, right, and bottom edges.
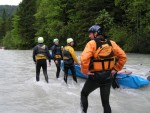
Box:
64, 63, 77, 83
33, 43, 51, 83
63, 46, 77, 83
81, 71, 113, 113
51, 44, 63, 78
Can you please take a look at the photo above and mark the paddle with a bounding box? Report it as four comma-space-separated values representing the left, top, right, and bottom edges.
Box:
146, 71, 150, 81
147, 76, 150, 81
112, 73, 120, 89
112, 71, 132, 89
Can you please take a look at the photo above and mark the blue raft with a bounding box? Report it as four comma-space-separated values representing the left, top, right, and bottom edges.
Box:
62, 63, 150, 89
116, 73, 149, 88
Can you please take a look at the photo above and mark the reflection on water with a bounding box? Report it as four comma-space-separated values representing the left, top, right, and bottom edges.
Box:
0, 50, 150, 113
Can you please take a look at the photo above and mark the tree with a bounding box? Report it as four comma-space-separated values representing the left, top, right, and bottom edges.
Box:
14, 0, 37, 49
1, 9, 7, 38
0, 5, 17, 46
95, 9, 114, 32
115, 0, 150, 53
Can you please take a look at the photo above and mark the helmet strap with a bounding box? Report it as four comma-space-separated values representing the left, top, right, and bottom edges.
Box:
95, 33, 105, 41
93, 32, 97, 39
99, 37, 105, 41
67, 43, 71, 46
99, 35, 105, 41
93, 32, 99, 39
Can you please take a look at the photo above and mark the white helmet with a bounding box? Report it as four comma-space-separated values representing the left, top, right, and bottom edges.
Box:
38, 37, 44, 43
53, 38, 59, 43
67, 38, 73, 43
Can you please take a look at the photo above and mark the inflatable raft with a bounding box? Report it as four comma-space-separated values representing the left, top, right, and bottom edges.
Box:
61, 63, 150, 88
116, 73, 149, 88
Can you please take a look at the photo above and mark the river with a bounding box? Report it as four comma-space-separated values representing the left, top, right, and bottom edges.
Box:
0, 50, 150, 113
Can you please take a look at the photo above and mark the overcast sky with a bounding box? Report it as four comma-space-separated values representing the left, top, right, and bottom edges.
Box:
0, 0, 22, 5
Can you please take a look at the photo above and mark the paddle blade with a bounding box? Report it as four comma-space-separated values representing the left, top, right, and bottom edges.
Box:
147, 76, 150, 81
112, 73, 120, 89
112, 80, 120, 89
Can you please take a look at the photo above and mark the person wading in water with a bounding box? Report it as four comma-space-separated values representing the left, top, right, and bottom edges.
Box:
63, 38, 80, 83
33, 37, 51, 83
80, 25, 127, 113
51, 38, 63, 78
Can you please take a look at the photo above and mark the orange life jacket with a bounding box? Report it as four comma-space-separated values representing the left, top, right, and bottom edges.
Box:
90, 39, 116, 72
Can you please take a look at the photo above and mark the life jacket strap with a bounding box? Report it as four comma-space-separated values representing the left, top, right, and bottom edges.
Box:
36, 54, 47, 60
95, 38, 112, 50
55, 55, 61, 58
93, 58, 115, 71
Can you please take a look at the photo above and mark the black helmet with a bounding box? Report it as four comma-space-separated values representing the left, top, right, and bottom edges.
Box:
88, 25, 103, 35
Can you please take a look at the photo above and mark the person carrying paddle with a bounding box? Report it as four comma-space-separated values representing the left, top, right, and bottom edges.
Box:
51, 38, 63, 78
63, 38, 79, 83
33, 37, 51, 83
80, 25, 127, 113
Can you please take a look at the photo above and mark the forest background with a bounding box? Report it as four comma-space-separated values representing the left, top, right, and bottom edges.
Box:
0, 0, 150, 53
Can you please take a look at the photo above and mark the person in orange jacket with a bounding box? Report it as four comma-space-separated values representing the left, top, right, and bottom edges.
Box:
80, 25, 127, 113
63, 38, 79, 83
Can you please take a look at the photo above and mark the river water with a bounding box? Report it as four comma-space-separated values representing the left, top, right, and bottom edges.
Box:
0, 50, 150, 113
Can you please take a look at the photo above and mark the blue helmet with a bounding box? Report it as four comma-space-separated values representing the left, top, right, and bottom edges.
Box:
88, 25, 103, 35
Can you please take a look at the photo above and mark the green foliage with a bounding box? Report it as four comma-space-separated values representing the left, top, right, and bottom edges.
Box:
0, 17, 4, 38
2, 31, 13, 49
15, 0, 37, 49
3, 15, 23, 49
3, 31, 22, 49
95, 9, 114, 32
64, 0, 114, 49
0, 5, 17, 46
109, 26, 128, 47
114, 0, 150, 53
11, 15, 23, 48
1, 0, 150, 53
35, 0, 62, 46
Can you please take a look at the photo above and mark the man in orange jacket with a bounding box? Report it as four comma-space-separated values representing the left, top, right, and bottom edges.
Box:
80, 25, 127, 113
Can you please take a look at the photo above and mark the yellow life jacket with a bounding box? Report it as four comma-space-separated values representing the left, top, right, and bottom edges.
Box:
63, 47, 72, 60
51, 45, 62, 59
54, 55, 61, 59
91, 39, 116, 72
63, 46, 74, 65
36, 45, 47, 60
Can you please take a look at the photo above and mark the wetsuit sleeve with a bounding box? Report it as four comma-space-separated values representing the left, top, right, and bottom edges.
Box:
33, 46, 37, 62
69, 47, 79, 64
111, 41, 127, 71
60, 48, 63, 60
51, 45, 56, 60
80, 41, 95, 74
46, 46, 51, 62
